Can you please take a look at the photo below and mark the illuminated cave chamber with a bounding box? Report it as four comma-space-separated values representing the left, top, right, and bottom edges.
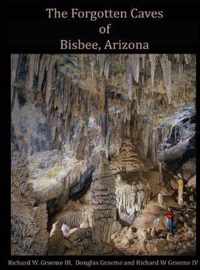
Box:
11, 54, 196, 255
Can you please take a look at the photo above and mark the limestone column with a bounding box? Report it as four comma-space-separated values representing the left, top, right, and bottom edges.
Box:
91, 158, 116, 245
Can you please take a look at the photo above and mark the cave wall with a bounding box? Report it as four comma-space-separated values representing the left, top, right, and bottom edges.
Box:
11, 54, 195, 254
11, 155, 48, 255
11, 54, 195, 163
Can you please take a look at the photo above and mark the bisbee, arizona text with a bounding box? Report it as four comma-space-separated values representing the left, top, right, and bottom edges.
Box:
60, 39, 149, 50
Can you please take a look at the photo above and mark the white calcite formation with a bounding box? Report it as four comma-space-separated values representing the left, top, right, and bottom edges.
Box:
115, 174, 146, 225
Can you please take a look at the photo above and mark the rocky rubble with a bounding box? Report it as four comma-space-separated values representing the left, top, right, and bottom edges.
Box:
110, 185, 196, 255
11, 156, 48, 255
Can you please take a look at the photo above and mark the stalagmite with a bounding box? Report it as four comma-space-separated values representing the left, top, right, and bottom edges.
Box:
91, 157, 116, 244
158, 193, 163, 207
177, 176, 184, 206
50, 221, 59, 237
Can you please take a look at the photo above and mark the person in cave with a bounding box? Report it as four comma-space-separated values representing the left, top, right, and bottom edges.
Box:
177, 174, 184, 206
164, 208, 176, 234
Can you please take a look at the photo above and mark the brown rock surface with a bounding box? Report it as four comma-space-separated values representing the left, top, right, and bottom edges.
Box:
11, 157, 48, 255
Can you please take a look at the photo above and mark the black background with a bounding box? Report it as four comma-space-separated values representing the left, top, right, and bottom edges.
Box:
5, 0, 200, 267
8, 0, 200, 53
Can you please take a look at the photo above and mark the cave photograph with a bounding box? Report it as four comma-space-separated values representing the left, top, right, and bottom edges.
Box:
11, 54, 196, 256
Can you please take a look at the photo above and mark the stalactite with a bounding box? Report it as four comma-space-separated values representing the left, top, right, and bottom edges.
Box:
151, 128, 158, 164
149, 54, 158, 87
37, 55, 48, 92
143, 121, 151, 158
160, 54, 172, 104
104, 61, 110, 80
26, 55, 36, 90
97, 54, 106, 77
140, 54, 146, 85
33, 54, 41, 76
184, 54, 191, 65
89, 55, 96, 80
130, 54, 140, 83
127, 66, 133, 100
11, 55, 19, 87
79, 55, 84, 79
11, 55, 19, 110
141, 54, 146, 69
115, 176, 146, 224
174, 54, 180, 62
45, 57, 56, 109
90, 60, 95, 80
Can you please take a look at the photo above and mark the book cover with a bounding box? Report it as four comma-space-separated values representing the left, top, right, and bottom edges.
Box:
7, 0, 199, 267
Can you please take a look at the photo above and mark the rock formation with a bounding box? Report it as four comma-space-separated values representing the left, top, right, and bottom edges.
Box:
11, 154, 48, 255
91, 157, 117, 244
11, 54, 196, 255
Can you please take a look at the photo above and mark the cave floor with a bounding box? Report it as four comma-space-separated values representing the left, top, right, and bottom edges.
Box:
110, 188, 196, 256
54, 186, 196, 256
45, 159, 196, 257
